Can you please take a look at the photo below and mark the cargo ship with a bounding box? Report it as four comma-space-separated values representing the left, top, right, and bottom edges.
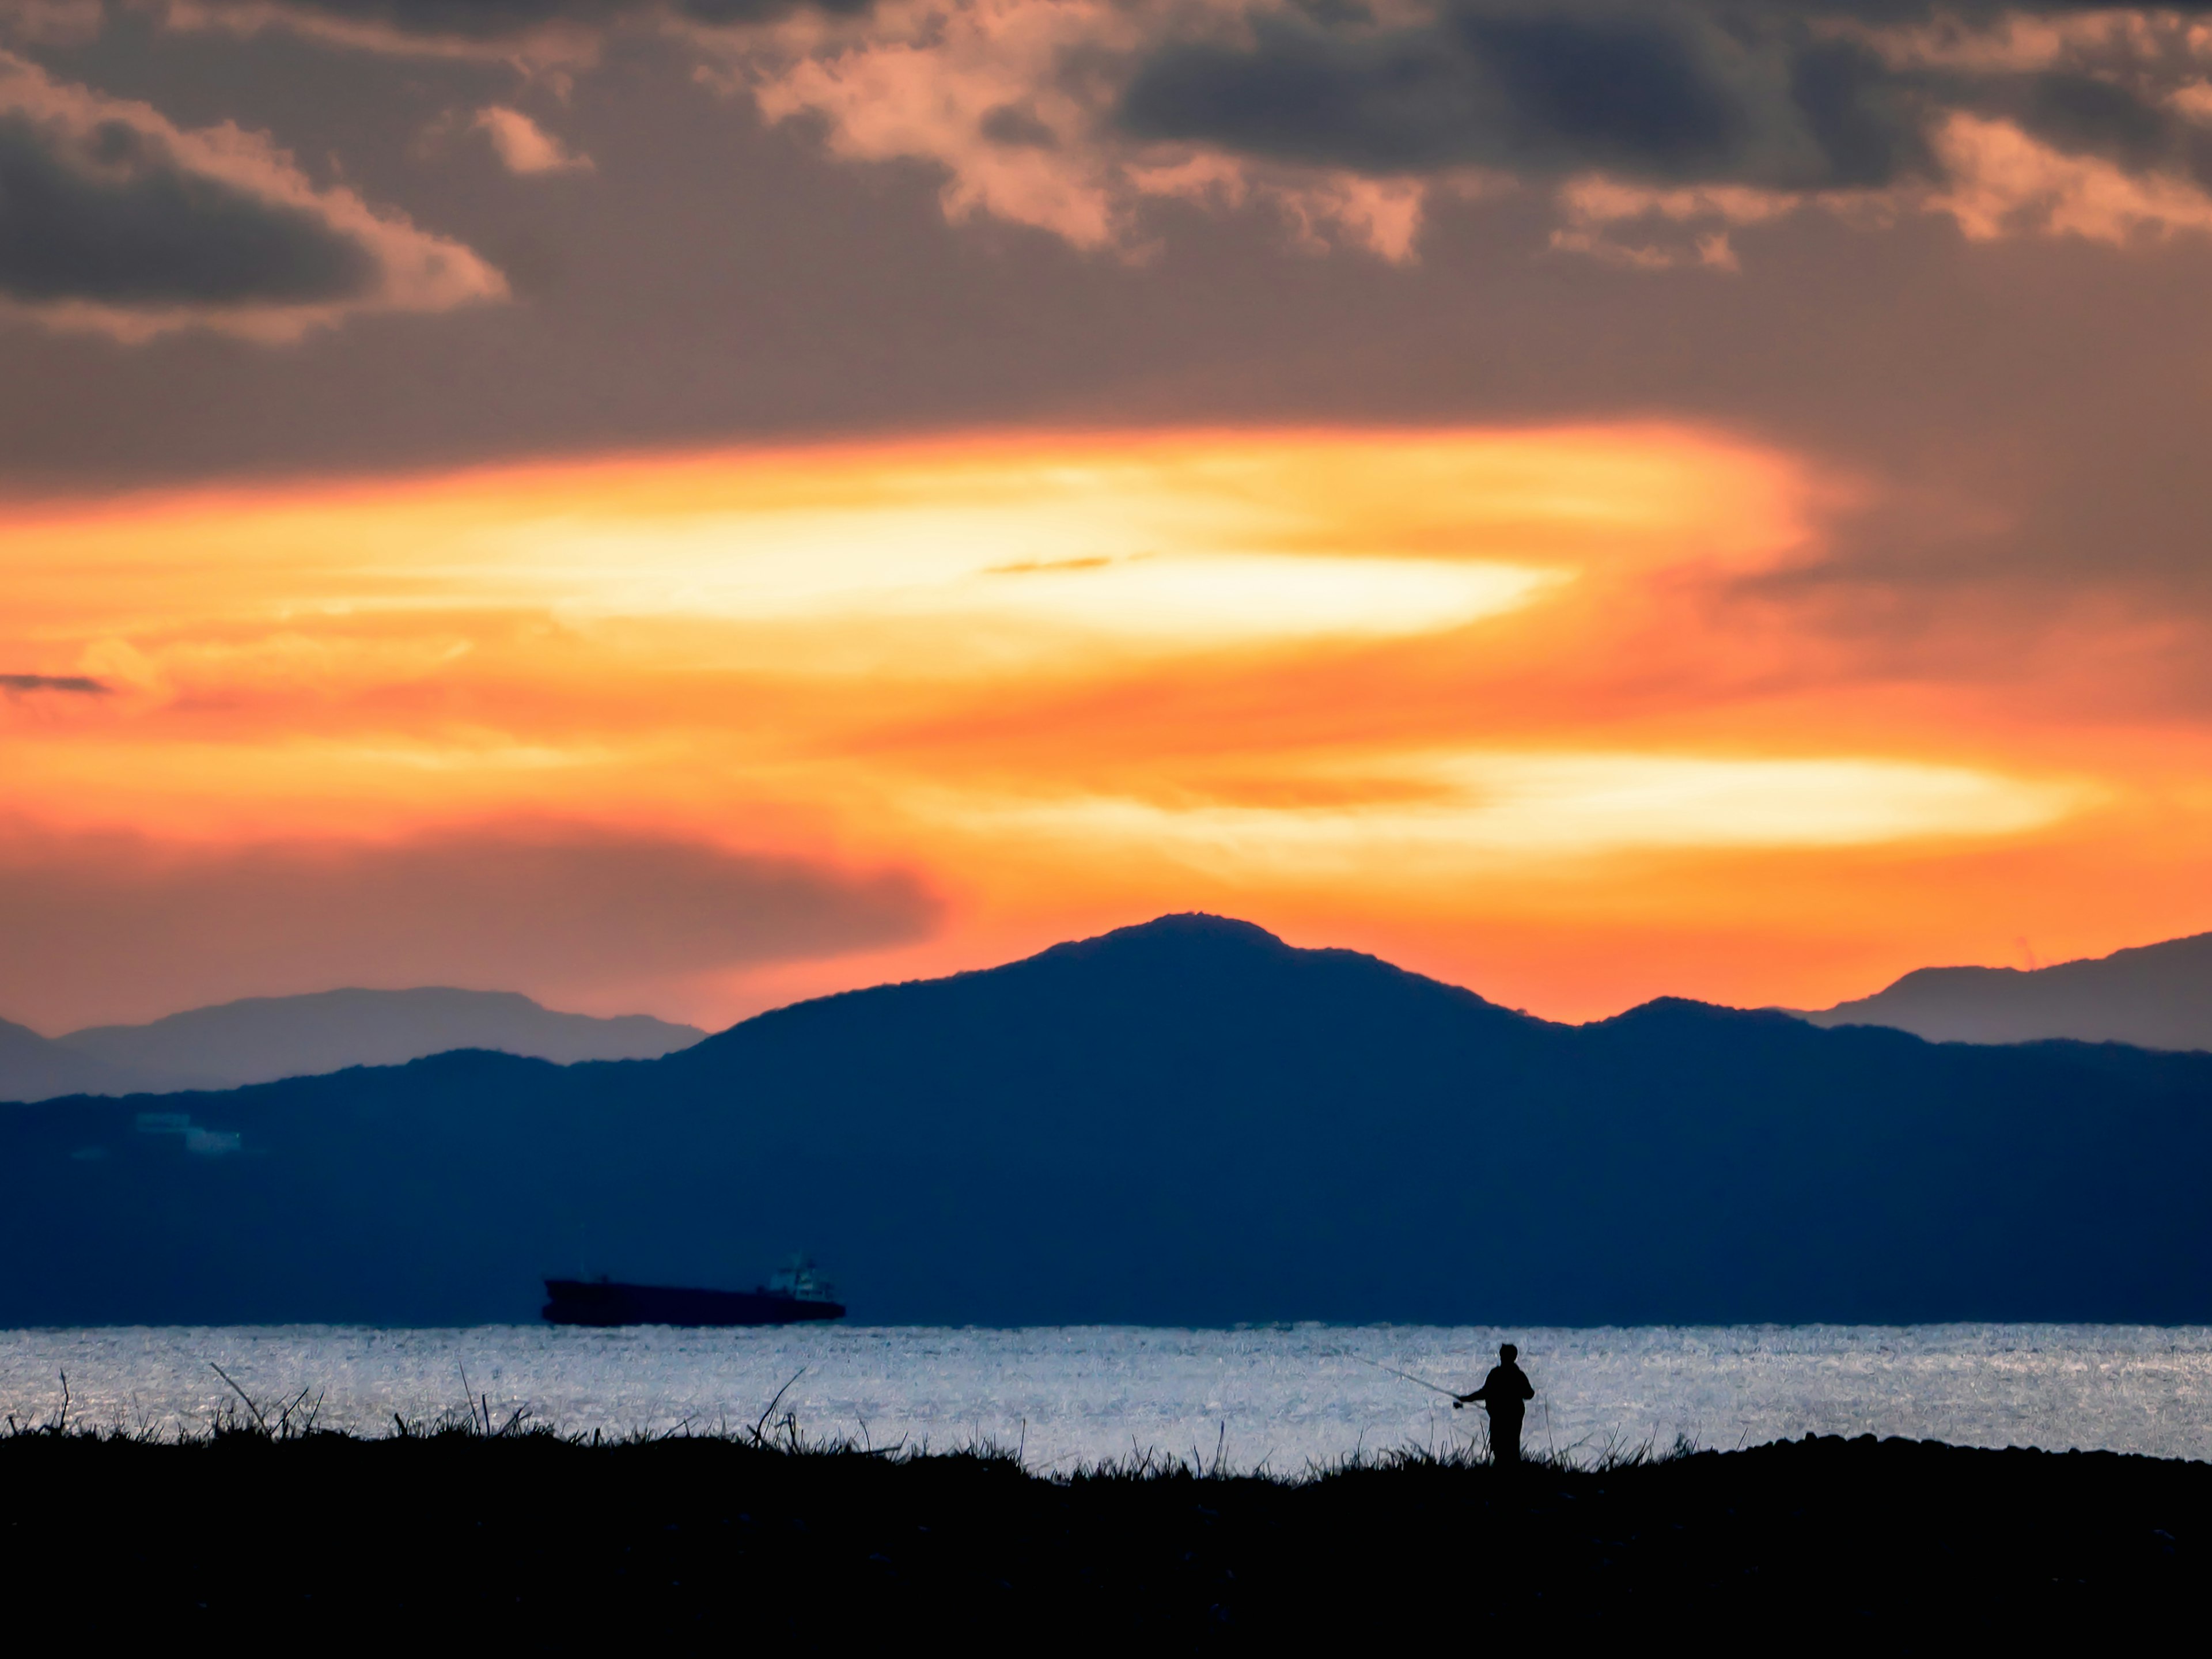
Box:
542, 1258, 845, 1327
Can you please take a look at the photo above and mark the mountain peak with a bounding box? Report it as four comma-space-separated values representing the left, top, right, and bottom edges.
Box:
1597, 997, 1810, 1033
1032, 912, 1293, 963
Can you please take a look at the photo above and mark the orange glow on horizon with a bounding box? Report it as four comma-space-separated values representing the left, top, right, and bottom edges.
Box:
2, 425, 2199, 1033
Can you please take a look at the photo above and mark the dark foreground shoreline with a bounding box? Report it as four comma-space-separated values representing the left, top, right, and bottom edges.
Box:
3, 1429, 2205, 1641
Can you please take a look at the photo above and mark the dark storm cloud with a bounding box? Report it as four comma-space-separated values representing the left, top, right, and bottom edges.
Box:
1860, 2, 2212, 12
1118, 1, 2208, 190
1951, 63, 2212, 192
0, 49, 503, 333
0, 108, 374, 305
2010, 71, 2172, 168
194, 0, 2212, 46
1786, 37, 1929, 188
202, 0, 870, 42
0, 821, 941, 1029
1120, 5, 1908, 188
0, 673, 109, 693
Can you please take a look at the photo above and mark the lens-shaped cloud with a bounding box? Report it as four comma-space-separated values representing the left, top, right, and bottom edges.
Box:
1, 673, 108, 694
0, 427, 1784, 685
498, 515, 1565, 668
0, 50, 504, 338
959, 751, 2090, 874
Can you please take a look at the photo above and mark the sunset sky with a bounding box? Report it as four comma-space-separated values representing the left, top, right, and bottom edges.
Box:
7, 1, 2212, 1033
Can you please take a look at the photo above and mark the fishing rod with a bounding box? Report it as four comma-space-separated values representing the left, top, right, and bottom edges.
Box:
1348, 1354, 1469, 1404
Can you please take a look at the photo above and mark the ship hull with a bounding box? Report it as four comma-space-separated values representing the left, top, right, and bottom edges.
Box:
541, 1279, 846, 1327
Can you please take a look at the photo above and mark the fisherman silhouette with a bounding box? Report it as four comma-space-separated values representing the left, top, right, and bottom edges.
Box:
1454, 1342, 1536, 1467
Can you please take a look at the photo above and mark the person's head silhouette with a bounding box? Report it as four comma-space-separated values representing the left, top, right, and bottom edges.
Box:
1500, 1343, 1518, 1362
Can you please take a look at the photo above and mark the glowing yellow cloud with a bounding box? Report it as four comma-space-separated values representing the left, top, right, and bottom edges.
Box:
495, 517, 1562, 668
9, 428, 1774, 680
952, 752, 2089, 877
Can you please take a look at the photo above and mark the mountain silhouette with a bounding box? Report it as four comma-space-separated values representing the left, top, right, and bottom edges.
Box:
0, 988, 705, 1101
1803, 931, 2212, 1051
6, 913, 2211, 1327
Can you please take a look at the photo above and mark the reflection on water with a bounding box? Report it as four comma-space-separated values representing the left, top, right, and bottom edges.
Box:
3, 1325, 2207, 1473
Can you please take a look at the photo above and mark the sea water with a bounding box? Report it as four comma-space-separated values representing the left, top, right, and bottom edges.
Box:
4, 1324, 2209, 1473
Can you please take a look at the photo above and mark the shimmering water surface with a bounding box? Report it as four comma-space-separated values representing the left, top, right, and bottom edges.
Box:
5, 1325, 2208, 1472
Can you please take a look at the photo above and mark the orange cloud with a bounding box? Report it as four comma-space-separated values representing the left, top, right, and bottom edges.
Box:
471, 106, 594, 175
0, 425, 2188, 1030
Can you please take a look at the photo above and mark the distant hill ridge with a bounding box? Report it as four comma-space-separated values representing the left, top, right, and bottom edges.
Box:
1801, 931, 2212, 1051
0, 988, 704, 1101
9, 912, 2212, 1327
0, 1016, 150, 1104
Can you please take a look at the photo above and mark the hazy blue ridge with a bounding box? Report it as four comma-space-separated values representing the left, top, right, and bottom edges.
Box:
0, 1017, 166, 1103
1801, 931, 2212, 1051
0, 988, 706, 1100
6, 914, 2212, 1328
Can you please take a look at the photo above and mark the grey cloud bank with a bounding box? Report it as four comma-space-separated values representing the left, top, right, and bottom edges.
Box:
0, 821, 940, 1030
14, 2, 2212, 340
